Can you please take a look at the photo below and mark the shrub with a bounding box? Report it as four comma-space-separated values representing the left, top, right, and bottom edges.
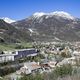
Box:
19, 74, 44, 80
54, 64, 73, 77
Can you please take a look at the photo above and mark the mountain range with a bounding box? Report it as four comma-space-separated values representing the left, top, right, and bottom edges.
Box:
1, 11, 80, 43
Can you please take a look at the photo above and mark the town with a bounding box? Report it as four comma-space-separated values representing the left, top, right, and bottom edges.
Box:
0, 41, 80, 80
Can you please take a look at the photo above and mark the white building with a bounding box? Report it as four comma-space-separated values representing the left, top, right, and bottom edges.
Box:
73, 51, 80, 56
0, 54, 17, 63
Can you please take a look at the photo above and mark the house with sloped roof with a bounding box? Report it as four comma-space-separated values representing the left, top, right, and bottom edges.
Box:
20, 62, 41, 74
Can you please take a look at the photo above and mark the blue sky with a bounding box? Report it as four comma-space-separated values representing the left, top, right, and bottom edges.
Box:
0, 0, 80, 20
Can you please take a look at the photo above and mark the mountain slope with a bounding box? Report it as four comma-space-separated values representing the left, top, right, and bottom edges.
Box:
0, 19, 33, 43
12, 11, 80, 41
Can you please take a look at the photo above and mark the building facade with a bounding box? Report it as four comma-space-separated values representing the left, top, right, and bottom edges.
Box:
0, 48, 38, 63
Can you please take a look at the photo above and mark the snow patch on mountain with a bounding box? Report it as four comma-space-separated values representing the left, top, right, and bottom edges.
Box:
1, 17, 15, 23
28, 28, 34, 33
33, 12, 46, 19
32, 11, 75, 20
52, 11, 74, 20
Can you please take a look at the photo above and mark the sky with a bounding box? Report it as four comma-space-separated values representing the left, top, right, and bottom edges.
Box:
0, 0, 80, 20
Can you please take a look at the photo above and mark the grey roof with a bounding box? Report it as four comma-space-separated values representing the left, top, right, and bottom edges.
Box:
24, 62, 41, 71
0, 53, 17, 57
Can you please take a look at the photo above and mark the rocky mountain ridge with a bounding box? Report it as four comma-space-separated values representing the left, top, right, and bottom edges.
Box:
12, 11, 80, 41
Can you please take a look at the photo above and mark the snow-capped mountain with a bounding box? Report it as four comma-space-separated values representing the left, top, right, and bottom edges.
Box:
1, 17, 15, 23
12, 11, 80, 41
33, 12, 46, 19
32, 11, 75, 20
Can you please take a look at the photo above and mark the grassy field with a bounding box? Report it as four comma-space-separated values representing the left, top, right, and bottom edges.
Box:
0, 42, 33, 51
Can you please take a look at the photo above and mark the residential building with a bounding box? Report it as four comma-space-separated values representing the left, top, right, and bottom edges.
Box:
0, 48, 38, 63
14, 48, 38, 59
0, 54, 17, 63
20, 62, 41, 74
